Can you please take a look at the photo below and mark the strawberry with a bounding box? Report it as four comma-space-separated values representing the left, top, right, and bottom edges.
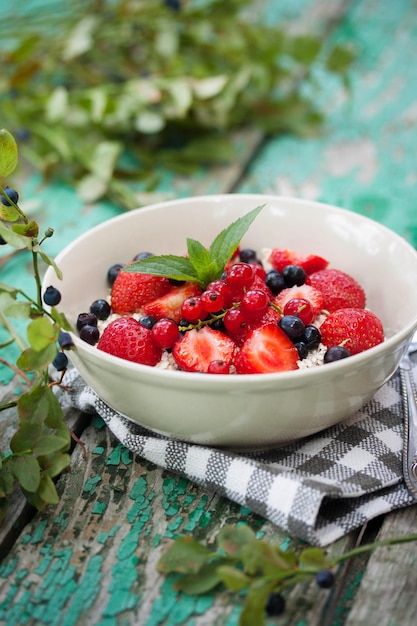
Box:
111, 270, 171, 314
234, 323, 299, 374
97, 317, 162, 366
143, 282, 203, 324
172, 326, 236, 373
273, 284, 324, 318
306, 269, 365, 312
269, 248, 328, 275
319, 308, 384, 355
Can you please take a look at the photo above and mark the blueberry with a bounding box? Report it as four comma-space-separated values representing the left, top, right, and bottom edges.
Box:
324, 345, 351, 363
164, 0, 181, 9
265, 269, 286, 295
79, 324, 100, 345
239, 248, 258, 264
282, 264, 306, 287
43, 285, 62, 306
211, 318, 226, 332
1, 187, 19, 206
58, 331, 74, 349
0, 234, 7, 245
265, 592, 285, 616
132, 252, 154, 261
294, 341, 308, 360
279, 315, 305, 341
316, 569, 335, 588
76, 312, 98, 331
52, 352, 68, 371
139, 315, 157, 330
303, 325, 321, 351
90, 299, 111, 320
107, 263, 125, 286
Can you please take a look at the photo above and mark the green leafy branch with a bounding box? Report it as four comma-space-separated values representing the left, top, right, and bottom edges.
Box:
0, 129, 73, 523
157, 524, 417, 625
0, 0, 354, 209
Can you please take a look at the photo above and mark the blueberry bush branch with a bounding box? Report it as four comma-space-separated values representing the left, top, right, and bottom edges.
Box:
157, 524, 417, 625
0, 129, 73, 523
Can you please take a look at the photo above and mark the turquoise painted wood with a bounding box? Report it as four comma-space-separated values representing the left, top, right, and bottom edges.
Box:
1, 1, 417, 625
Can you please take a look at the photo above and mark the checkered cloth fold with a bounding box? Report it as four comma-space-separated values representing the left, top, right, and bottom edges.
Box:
59, 367, 416, 546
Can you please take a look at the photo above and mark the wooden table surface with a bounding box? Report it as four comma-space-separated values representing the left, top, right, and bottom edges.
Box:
1, 1, 417, 624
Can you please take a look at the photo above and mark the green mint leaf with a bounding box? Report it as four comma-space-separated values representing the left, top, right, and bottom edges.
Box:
209, 205, 264, 272
126, 206, 265, 288
0, 129, 18, 177
126, 255, 199, 284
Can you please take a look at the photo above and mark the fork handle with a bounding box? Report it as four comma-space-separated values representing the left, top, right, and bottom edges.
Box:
400, 359, 417, 499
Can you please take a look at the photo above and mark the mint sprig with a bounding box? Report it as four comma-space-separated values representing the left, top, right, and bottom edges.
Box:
125, 204, 264, 288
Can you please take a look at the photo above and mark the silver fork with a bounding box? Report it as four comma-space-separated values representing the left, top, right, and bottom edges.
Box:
399, 330, 417, 499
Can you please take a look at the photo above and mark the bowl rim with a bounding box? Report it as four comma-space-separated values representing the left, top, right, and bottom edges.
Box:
47, 193, 417, 387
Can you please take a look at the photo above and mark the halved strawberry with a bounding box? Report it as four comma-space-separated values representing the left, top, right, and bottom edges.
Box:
320, 308, 384, 355
111, 270, 171, 315
269, 248, 328, 275
273, 284, 324, 318
306, 269, 365, 312
97, 317, 162, 366
234, 323, 299, 374
143, 282, 203, 324
172, 326, 236, 373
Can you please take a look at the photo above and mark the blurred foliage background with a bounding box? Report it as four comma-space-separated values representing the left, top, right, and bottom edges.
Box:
0, 0, 353, 209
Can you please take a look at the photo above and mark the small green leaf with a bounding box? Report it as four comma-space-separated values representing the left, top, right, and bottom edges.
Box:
157, 536, 212, 574
0, 129, 18, 177
39, 452, 71, 478
10, 455, 41, 492
49, 307, 72, 331
175, 558, 230, 595
27, 317, 59, 351
217, 524, 256, 556
33, 436, 69, 456
4, 301, 32, 319
38, 473, 59, 505
38, 251, 63, 280
10, 422, 42, 453
299, 547, 328, 571
0, 204, 21, 221
217, 564, 251, 591
12, 221, 39, 238
240, 579, 276, 626
17, 342, 58, 372
17, 385, 49, 423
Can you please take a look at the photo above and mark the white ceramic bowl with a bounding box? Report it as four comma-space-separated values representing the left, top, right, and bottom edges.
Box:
43, 194, 417, 447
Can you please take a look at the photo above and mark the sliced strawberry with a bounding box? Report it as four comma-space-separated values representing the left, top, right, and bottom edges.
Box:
143, 282, 203, 323
172, 326, 236, 373
97, 317, 162, 366
320, 308, 384, 355
273, 284, 324, 318
268, 248, 328, 275
234, 323, 299, 374
111, 270, 171, 314
306, 269, 365, 312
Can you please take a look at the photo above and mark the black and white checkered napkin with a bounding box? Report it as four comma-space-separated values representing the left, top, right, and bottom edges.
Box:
59, 367, 416, 546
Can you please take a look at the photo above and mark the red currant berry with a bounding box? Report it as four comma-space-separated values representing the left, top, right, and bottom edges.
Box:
240, 289, 270, 321
283, 298, 314, 325
207, 360, 231, 374
249, 262, 266, 280
224, 307, 247, 334
181, 296, 206, 322
151, 318, 180, 349
201, 290, 225, 313
206, 280, 234, 308
225, 263, 254, 291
